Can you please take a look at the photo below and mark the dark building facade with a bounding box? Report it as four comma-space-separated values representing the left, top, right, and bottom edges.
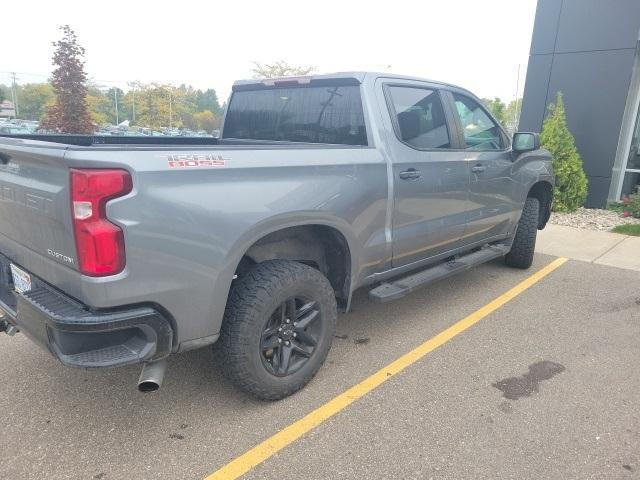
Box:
520, 0, 640, 207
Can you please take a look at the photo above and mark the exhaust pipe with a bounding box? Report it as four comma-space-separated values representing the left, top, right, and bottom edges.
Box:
137, 359, 167, 393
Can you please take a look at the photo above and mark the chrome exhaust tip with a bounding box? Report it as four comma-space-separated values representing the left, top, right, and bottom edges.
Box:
137, 359, 167, 393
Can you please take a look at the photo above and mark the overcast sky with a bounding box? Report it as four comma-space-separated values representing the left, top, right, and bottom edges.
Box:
2, 0, 538, 103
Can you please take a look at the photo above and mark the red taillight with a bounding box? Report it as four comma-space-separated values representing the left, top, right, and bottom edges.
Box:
70, 169, 132, 276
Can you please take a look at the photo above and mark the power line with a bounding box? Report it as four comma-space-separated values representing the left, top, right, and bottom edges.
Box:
0, 71, 130, 89
0, 70, 216, 90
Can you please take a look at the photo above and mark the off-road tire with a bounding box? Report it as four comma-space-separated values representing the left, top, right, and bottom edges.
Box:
215, 260, 337, 400
505, 197, 540, 269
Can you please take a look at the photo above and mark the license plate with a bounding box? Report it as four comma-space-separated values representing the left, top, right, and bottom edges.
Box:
10, 264, 31, 293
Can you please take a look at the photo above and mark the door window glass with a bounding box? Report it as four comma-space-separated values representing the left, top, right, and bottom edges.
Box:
387, 86, 450, 149
453, 93, 505, 150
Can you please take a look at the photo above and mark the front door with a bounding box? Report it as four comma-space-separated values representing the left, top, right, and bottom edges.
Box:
381, 82, 470, 267
445, 91, 521, 243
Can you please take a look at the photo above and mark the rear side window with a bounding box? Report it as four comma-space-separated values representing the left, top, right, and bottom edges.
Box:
223, 85, 367, 146
452, 93, 505, 150
387, 86, 450, 149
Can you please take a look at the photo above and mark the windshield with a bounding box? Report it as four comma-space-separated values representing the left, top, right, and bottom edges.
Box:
223, 85, 367, 146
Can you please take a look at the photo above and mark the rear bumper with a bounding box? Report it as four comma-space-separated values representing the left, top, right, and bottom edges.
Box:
0, 253, 173, 368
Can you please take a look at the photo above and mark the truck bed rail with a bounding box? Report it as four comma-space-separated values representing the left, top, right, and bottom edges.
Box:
0, 134, 220, 147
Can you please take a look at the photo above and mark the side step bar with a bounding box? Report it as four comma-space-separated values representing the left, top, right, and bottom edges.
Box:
369, 244, 509, 302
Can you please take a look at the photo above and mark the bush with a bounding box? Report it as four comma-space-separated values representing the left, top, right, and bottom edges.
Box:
622, 192, 640, 218
540, 92, 588, 212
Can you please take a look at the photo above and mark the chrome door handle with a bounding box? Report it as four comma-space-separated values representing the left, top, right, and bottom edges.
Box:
471, 164, 486, 173
399, 169, 421, 180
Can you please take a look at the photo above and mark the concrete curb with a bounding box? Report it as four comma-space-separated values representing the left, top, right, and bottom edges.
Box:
536, 224, 639, 271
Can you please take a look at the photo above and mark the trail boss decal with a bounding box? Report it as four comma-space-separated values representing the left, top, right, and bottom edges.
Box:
166, 154, 228, 168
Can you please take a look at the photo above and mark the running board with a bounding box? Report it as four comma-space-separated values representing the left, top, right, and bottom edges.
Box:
368, 245, 509, 302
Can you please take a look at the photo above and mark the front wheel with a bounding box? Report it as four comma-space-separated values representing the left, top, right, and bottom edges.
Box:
215, 260, 337, 400
505, 197, 540, 269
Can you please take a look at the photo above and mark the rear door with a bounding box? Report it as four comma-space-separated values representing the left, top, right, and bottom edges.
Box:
378, 81, 470, 267
443, 90, 521, 244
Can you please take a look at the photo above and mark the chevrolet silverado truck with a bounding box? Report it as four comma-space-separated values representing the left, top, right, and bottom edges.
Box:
0, 72, 553, 400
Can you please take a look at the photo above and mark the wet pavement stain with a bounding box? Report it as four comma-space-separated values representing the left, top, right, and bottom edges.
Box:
493, 361, 565, 400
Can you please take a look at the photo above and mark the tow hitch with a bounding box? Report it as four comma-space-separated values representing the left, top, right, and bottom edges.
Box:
0, 312, 18, 336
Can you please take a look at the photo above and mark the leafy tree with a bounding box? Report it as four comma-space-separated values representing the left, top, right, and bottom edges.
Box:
41, 25, 94, 133
251, 60, 316, 79
540, 92, 588, 212
86, 86, 114, 124
19, 83, 55, 121
134, 83, 172, 130
482, 97, 506, 125
107, 87, 125, 124
0, 76, 224, 130
122, 81, 144, 124
196, 89, 221, 115
172, 84, 199, 127
0, 85, 6, 103
192, 110, 218, 132
503, 98, 522, 134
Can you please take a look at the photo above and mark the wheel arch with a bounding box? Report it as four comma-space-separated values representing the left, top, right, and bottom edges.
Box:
229, 218, 356, 311
526, 180, 553, 229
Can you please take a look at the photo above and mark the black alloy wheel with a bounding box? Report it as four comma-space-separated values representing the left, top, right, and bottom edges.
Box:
260, 297, 322, 376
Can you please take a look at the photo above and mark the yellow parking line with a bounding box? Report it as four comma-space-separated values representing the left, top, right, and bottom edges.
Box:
204, 257, 568, 480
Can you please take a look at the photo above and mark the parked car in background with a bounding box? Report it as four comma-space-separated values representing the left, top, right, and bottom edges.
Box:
0, 125, 32, 135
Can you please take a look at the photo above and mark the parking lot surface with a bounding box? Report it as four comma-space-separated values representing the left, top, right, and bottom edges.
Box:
1, 253, 639, 480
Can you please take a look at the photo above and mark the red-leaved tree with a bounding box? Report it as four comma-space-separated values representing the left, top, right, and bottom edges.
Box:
41, 25, 95, 134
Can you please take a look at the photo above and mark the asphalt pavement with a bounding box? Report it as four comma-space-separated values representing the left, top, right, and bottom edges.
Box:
1, 253, 639, 480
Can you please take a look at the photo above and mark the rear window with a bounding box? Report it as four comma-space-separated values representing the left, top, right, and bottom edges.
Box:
223, 85, 367, 146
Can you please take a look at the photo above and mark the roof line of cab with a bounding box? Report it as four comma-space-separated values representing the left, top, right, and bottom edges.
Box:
231, 71, 475, 97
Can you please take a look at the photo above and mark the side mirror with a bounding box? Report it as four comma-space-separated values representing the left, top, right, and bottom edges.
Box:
512, 132, 540, 153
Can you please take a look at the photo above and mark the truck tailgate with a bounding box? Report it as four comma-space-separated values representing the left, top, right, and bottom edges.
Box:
0, 139, 77, 272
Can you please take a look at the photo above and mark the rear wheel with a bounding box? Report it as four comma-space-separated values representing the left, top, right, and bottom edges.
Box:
215, 260, 337, 400
505, 197, 540, 269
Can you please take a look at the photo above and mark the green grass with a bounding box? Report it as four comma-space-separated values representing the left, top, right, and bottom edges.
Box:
607, 202, 625, 213
611, 224, 640, 236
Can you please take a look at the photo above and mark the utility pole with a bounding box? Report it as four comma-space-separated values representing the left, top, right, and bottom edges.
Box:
114, 89, 119, 125
11, 72, 19, 118
513, 64, 521, 133
169, 89, 172, 129
127, 81, 137, 123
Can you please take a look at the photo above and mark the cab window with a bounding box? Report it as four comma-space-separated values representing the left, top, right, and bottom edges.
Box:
223, 85, 367, 146
387, 86, 450, 149
452, 93, 505, 150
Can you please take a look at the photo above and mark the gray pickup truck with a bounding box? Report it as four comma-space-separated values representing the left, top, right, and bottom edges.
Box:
0, 72, 553, 400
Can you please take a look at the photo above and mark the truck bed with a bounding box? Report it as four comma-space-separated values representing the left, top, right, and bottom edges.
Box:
0, 132, 385, 351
